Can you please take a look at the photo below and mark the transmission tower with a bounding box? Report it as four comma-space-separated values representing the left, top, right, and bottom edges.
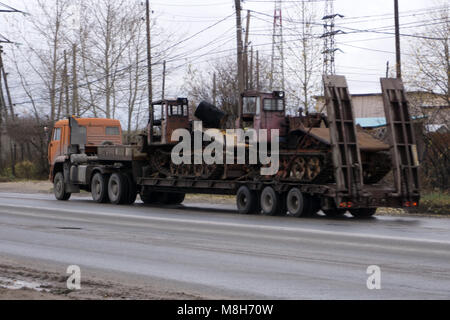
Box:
270, 0, 285, 92
321, 0, 343, 75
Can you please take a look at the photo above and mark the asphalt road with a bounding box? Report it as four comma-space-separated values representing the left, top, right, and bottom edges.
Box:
0, 191, 449, 299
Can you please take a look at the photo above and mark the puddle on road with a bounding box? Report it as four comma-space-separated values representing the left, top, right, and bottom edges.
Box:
0, 276, 50, 292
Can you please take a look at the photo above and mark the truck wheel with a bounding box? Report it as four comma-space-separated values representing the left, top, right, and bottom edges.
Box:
236, 186, 258, 214
140, 192, 159, 204
91, 173, 109, 203
54, 172, 71, 201
260, 186, 280, 216
286, 188, 305, 217
124, 174, 137, 205
108, 173, 129, 205
349, 208, 377, 219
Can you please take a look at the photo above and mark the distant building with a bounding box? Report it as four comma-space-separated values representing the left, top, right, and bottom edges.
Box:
313, 91, 449, 131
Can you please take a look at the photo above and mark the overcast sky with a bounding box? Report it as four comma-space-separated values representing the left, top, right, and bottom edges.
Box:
1, 0, 447, 102
145, 0, 445, 95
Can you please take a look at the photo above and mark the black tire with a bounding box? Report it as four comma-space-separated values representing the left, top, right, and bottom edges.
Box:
236, 186, 258, 215
108, 173, 128, 205
286, 188, 305, 217
163, 192, 186, 205
260, 186, 280, 216
140, 191, 159, 204
54, 172, 71, 201
124, 173, 138, 205
91, 172, 109, 203
349, 208, 377, 219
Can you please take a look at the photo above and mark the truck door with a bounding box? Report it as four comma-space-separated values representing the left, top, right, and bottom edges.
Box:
48, 126, 62, 164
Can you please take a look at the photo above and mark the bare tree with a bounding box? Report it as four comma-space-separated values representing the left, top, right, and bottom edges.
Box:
183, 54, 273, 125
20, 0, 71, 122
405, 2, 449, 106
284, 1, 322, 115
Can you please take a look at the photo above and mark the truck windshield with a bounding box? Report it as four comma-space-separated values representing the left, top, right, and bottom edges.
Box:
243, 97, 257, 114
106, 126, 120, 135
263, 98, 284, 111
170, 104, 188, 116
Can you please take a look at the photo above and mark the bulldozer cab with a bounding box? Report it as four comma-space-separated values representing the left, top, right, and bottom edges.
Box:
241, 90, 287, 141
148, 98, 189, 145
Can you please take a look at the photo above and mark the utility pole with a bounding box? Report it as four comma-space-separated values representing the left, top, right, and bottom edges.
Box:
72, 44, 79, 116
0, 2, 23, 170
249, 46, 254, 90
321, 0, 343, 75
212, 72, 216, 105
270, 0, 285, 92
234, 0, 244, 126
161, 60, 166, 100
146, 0, 153, 137
0, 47, 14, 120
256, 50, 260, 91
0, 46, 8, 120
63, 50, 70, 117
244, 10, 251, 90
394, 0, 401, 78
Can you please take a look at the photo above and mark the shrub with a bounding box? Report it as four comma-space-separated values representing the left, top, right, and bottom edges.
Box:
14, 161, 36, 179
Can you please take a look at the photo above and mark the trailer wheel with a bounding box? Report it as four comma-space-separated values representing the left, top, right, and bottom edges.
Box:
286, 188, 305, 217
91, 172, 109, 203
236, 186, 259, 214
54, 172, 71, 201
260, 186, 281, 216
124, 174, 137, 205
108, 173, 128, 205
349, 208, 377, 219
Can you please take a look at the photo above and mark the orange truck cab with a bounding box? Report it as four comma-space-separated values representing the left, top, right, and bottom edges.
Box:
48, 118, 122, 182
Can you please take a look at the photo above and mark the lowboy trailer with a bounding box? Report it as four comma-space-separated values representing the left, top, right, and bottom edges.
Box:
48, 76, 420, 218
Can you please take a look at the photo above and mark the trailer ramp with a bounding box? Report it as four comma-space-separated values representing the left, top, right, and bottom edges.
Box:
323, 75, 364, 202
380, 78, 420, 202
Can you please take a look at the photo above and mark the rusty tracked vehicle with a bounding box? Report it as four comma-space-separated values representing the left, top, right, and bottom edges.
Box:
140, 87, 392, 187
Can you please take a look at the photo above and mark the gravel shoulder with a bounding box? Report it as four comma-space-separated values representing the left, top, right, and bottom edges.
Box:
0, 255, 213, 300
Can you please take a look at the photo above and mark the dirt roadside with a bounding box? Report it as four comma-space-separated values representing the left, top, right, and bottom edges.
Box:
0, 256, 217, 300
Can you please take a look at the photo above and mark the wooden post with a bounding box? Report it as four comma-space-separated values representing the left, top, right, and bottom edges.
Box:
72, 44, 79, 116
249, 46, 254, 89
256, 50, 260, 91
162, 60, 166, 100
146, 0, 153, 138
212, 72, 216, 105
0, 46, 14, 120
63, 50, 70, 117
244, 10, 251, 90
394, 0, 401, 78
234, 0, 244, 126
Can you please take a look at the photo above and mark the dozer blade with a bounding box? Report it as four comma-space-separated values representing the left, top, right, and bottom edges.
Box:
323, 75, 364, 199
